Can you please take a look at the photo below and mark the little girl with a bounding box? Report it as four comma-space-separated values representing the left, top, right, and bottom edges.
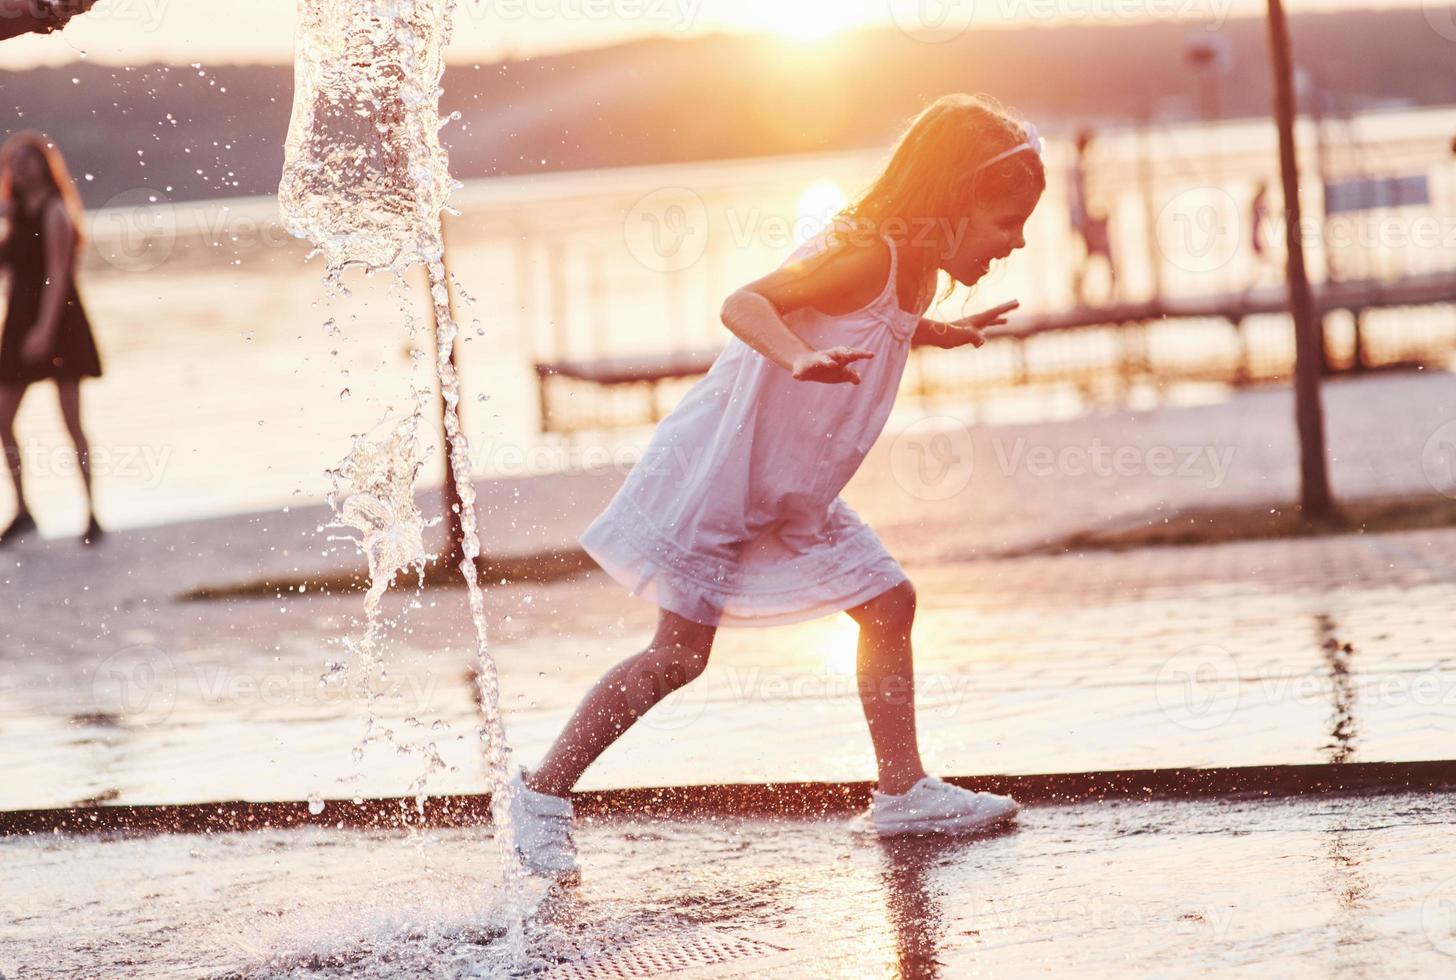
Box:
509, 94, 1046, 877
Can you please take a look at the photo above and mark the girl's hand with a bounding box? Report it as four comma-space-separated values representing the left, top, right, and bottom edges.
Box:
932, 300, 1019, 350
791, 346, 875, 385
952, 299, 1019, 332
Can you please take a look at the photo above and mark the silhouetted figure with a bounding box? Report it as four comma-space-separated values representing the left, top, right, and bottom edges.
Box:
0, 132, 104, 546
1245, 178, 1280, 295
1069, 127, 1118, 306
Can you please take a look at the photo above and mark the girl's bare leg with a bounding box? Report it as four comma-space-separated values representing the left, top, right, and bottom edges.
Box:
55, 380, 95, 520
525, 607, 717, 798
846, 579, 928, 796
0, 383, 28, 517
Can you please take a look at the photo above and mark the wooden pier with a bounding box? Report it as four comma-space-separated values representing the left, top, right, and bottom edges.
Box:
533, 271, 1456, 437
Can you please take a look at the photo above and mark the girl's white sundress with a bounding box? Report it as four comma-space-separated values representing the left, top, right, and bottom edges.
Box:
578, 225, 927, 628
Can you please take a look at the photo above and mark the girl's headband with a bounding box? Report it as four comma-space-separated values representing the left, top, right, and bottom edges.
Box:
974, 121, 1044, 173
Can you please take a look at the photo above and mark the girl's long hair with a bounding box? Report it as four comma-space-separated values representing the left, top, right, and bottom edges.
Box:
834, 93, 1046, 307
0, 131, 87, 245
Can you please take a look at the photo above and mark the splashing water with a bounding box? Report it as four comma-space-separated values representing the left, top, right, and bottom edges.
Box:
322, 412, 452, 800
278, 0, 528, 964
326, 413, 431, 625
278, 0, 456, 277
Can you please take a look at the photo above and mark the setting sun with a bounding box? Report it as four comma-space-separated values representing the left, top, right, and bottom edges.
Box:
773, 10, 850, 42
739, 0, 879, 42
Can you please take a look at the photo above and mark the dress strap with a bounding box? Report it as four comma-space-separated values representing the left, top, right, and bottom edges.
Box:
868, 232, 919, 341
781, 223, 919, 341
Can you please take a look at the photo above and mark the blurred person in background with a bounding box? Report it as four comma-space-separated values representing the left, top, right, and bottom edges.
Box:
1243, 178, 1281, 297
1069, 127, 1118, 306
0, 132, 104, 546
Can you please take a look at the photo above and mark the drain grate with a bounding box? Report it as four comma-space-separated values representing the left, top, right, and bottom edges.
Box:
543, 928, 795, 979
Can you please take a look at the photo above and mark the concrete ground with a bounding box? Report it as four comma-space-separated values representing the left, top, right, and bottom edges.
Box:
4, 791, 1456, 978
3, 371, 1456, 811
4, 523, 1456, 812
3, 371, 1456, 978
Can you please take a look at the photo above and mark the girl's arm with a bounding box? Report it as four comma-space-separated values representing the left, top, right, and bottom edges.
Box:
33, 199, 78, 341
719, 240, 885, 383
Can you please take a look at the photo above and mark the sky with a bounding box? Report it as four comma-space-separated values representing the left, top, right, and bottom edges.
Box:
0, 0, 1434, 69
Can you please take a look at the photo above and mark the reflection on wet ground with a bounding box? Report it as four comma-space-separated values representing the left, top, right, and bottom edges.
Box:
5, 793, 1456, 978
5, 526, 1455, 810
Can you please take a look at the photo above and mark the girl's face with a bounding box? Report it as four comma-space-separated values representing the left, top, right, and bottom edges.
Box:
10, 146, 50, 194
940, 183, 1042, 286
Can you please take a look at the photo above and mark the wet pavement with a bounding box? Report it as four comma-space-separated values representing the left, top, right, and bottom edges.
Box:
5, 791, 1456, 978
4, 522, 1454, 811
5, 371, 1456, 978
4, 373, 1456, 810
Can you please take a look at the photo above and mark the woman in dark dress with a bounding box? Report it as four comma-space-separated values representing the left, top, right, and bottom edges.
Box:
0, 131, 104, 546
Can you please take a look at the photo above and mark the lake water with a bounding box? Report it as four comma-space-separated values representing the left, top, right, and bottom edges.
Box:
6, 105, 1454, 534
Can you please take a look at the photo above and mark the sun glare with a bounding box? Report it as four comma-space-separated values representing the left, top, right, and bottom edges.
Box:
821, 615, 861, 676
794, 179, 849, 245
776, 12, 846, 41
748, 1, 871, 42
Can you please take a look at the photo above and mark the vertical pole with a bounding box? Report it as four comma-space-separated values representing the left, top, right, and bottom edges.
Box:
1138, 115, 1163, 303
547, 239, 568, 361
587, 245, 608, 361
514, 228, 535, 360
1266, 0, 1335, 520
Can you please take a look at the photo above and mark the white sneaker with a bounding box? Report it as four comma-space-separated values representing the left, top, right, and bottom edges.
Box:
506, 768, 579, 880
856, 776, 1020, 836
